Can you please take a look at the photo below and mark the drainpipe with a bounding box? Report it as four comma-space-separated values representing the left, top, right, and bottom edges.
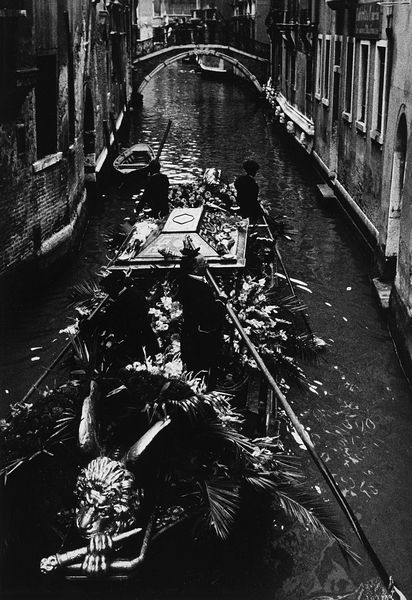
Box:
384, 8, 394, 136
370, 8, 394, 276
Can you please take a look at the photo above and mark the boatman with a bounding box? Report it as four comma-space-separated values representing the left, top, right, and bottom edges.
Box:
234, 159, 263, 222
139, 159, 170, 218
83, 271, 160, 366
177, 245, 226, 388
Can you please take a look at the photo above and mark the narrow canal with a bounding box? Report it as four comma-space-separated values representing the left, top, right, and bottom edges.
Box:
1, 62, 412, 598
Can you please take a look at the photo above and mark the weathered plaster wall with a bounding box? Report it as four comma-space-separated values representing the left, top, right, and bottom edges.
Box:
0, 0, 132, 280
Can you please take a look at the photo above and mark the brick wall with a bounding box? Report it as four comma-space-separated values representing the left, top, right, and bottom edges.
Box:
0, 0, 132, 280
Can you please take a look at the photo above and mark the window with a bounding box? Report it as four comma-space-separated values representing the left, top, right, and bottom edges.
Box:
277, 39, 283, 81
153, 0, 161, 17
322, 35, 331, 105
315, 34, 323, 99
153, 27, 163, 42
35, 55, 57, 159
306, 55, 313, 95
290, 50, 296, 103
65, 16, 75, 146
334, 37, 342, 68
356, 41, 370, 131
343, 37, 355, 120
16, 123, 26, 156
371, 41, 388, 142
305, 55, 313, 116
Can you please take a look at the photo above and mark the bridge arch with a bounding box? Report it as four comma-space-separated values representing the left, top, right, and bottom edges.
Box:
136, 48, 264, 95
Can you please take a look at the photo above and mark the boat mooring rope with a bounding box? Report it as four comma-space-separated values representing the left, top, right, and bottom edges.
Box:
205, 265, 406, 600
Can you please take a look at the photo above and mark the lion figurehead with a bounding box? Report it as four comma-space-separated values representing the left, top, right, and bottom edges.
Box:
76, 456, 142, 539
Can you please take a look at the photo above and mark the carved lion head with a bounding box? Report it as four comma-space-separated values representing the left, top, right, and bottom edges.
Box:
76, 456, 142, 539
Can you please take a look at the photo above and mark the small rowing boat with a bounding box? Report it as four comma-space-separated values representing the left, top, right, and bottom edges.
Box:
113, 143, 155, 180
197, 56, 228, 78
113, 120, 172, 182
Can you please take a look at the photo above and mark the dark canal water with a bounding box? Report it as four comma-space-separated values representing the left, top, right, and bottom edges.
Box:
1, 62, 412, 599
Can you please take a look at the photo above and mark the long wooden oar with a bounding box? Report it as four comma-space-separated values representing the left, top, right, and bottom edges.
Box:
260, 213, 313, 336
20, 227, 136, 404
155, 119, 172, 161
204, 265, 406, 600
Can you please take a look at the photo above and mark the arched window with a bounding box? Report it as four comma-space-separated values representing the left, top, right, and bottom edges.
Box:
386, 113, 407, 259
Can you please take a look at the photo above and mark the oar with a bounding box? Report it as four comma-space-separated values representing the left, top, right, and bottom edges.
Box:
19, 227, 136, 404
204, 264, 406, 600
260, 212, 314, 336
155, 119, 172, 161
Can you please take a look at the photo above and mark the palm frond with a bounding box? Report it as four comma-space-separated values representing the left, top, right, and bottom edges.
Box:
200, 421, 256, 455
46, 408, 77, 444
244, 474, 280, 492
68, 332, 100, 377
274, 483, 361, 564
166, 394, 213, 425
262, 349, 311, 392
68, 331, 90, 365
202, 478, 241, 539
277, 293, 308, 314
68, 279, 104, 312
284, 332, 321, 364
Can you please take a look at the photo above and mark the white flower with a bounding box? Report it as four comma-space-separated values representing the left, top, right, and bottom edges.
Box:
126, 361, 147, 372
163, 359, 183, 378
59, 323, 79, 335
0, 418, 10, 431
161, 296, 173, 310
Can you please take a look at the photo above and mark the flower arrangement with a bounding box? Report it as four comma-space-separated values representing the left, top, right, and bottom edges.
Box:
0, 383, 80, 480
229, 274, 319, 395
148, 279, 182, 350
118, 218, 159, 261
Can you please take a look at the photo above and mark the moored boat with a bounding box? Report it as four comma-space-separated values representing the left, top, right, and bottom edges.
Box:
112, 120, 172, 182
112, 143, 155, 180
197, 55, 229, 78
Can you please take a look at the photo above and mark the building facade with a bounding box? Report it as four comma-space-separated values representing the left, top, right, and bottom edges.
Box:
131, 0, 271, 50
0, 0, 132, 281
381, 3, 412, 372
266, 0, 412, 372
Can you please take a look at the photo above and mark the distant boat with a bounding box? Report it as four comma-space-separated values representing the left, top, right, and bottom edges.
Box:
113, 143, 155, 180
182, 55, 197, 65
197, 55, 228, 78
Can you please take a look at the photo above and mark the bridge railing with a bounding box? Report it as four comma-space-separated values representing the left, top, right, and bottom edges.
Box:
133, 31, 270, 61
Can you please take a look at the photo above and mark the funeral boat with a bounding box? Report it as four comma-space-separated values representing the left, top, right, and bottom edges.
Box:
0, 170, 363, 588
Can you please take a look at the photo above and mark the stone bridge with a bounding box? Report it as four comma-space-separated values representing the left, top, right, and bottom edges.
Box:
132, 44, 269, 98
